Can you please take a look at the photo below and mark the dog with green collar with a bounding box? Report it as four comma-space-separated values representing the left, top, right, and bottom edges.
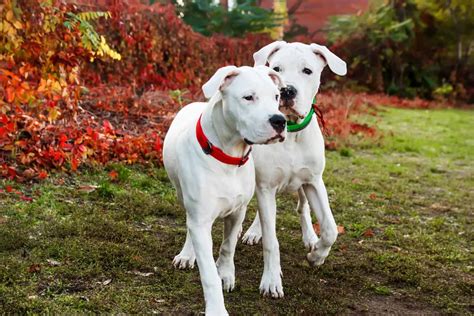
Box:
242, 41, 347, 298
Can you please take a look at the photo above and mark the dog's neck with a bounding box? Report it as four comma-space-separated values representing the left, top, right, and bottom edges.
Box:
200, 95, 250, 159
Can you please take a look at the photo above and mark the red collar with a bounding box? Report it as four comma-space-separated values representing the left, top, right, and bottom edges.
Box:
196, 115, 252, 166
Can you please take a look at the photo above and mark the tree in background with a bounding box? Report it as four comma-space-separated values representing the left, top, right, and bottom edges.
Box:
173, 0, 280, 37
327, 0, 473, 101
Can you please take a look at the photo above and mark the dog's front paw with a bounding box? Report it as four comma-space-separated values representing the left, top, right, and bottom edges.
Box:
172, 253, 195, 269
306, 243, 330, 267
241, 229, 262, 245
259, 271, 284, 298
217, 261, 235, 292
302, 232, 319, 251
205, 305, 229, 316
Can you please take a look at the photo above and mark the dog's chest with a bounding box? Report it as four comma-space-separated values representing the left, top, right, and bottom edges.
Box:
211, 169, 255, 218
254, 133, 325, 192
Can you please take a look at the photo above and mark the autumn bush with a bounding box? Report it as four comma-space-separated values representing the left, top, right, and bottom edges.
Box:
0, 0, 454, 182
0, 0, 271, 181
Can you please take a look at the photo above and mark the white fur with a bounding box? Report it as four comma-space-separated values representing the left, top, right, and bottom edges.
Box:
241, 42, 347, 298
163, 65, 285, 315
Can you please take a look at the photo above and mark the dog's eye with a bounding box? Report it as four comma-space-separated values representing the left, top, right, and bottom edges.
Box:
243, 95, 254, 101
302, 68, 313, 75
275, 94, 279, 101
273, 66, 281, 72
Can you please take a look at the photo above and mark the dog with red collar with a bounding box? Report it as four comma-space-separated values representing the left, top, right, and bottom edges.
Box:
163, 65, 285, 315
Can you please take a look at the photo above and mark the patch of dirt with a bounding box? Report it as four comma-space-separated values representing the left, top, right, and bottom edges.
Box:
348, 295, 441, 315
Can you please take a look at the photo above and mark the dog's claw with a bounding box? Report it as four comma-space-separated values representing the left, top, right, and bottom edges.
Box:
303, 236, 319, 251
259, 272, 284, 299
172, 254, 195, 269
241, 231, 262, 245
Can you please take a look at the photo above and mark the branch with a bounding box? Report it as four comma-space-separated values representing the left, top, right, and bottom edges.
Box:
288, 0, 304, 16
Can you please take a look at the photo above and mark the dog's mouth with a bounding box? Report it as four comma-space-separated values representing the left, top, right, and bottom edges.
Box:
264, 134, 285, 144
244, 138, 254, 145
279, 99, 304, 120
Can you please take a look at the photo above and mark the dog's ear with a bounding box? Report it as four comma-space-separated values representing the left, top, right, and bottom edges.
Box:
202, 66, 240, 99
256, 65, 285, 88
253, 41, 287, 66
310, 43, 347, 76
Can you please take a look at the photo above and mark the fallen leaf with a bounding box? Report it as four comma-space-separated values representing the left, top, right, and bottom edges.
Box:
46, 259, 61, 266
338, 243, 348, 252
369, 193, 377, 200
362, 229, 375, 237
78, 185, 98, 193
20, 195, 33, 202
109, 170, 118, 181
28, 263, 41, 273
102, 279, 112, 285
337, 225, 345, 235
313, 223, 345, 235
5, 185, 13, 193
313, 223, 320, 234
128, 270, 154, 277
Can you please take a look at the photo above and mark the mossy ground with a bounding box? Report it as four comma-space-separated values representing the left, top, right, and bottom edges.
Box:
1, 108, 472, 314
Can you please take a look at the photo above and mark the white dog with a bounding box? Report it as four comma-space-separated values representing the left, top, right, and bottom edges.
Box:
241, 42, 347, 298
163, 65, 285, 315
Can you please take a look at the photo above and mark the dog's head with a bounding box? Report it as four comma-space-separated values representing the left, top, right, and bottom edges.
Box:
202, 65, 287, 145
253, 41, 347, 121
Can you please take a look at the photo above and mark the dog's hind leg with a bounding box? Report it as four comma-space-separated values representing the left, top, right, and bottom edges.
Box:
303, 178, 338, 267
296, 188, 319, 251
172, 229, 196, 269
216, 208, 246, 292
241, 212, 262, 245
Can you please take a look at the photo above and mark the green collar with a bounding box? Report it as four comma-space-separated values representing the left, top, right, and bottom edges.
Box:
286, 97, 316, 133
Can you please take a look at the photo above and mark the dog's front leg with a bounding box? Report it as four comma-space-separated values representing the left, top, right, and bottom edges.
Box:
216, 208, 246, 292
257, 187, 284, 298
188, 219, 227, 315
303, 178, 338, 266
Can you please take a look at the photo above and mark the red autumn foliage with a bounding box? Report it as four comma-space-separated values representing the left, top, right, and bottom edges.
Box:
0, 1, 454, 183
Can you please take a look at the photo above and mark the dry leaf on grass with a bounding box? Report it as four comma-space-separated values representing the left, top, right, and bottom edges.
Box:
46, 259, 61, 266
313, 223, 345, 235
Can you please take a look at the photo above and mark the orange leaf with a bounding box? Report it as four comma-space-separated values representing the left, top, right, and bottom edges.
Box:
313, 223, 320, 234
313, 223, 345, 235
109, 170, 118, 180
28, 264, 41, 273
5, 86, 15, 103
362, 229, 375, 238
337, 225, 345, 235
369, 193, 377, 200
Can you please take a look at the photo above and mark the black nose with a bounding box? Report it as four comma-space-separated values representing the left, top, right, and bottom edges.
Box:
269, 114, 286, 133
280, 85, 297, 100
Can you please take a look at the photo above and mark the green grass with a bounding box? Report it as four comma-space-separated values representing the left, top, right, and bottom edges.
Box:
1, 108, 473, 314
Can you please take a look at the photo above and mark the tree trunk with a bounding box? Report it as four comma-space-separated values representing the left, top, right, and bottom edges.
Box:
271, 0, 288, 40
